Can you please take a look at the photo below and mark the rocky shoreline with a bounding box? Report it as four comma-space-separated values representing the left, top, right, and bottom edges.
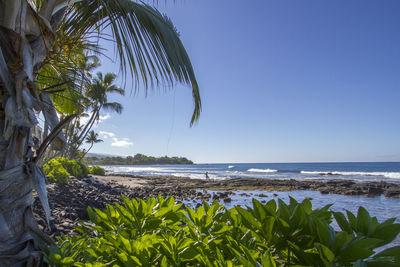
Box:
33, 174, 400, 238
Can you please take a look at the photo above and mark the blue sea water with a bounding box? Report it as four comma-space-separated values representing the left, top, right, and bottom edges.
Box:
103, 162, 400, 183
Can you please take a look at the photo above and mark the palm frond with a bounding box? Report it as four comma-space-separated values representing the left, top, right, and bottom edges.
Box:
60, 0, 201, 125
102, 102, 123, 114
106, 85, 125, 95
103, 72, 117, 85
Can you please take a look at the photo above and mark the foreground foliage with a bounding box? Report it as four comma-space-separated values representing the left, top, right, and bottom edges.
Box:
43, 157, 89, 184
46, 196, 400, 266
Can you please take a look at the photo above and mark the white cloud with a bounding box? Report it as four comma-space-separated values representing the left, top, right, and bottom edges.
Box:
99, 114, 111, 122
79, 113, 91, 125
99, 131, 133, 148
79, 113, 111, 126
111, 137, 133, 147
99, 131, 116, 138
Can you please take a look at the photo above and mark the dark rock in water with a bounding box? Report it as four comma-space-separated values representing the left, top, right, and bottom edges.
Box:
273, 193, 278, 197
218, 192, 230, 198
367, 187, 384, 196
357, 190, 366, 195
385, 189, 400, 198
258, 193, 268, 198
319, 189, 330, 194
223, 197, 232, 203
300, 184, 311, 189
212, 193, 219, 200
344, 190, 357, 195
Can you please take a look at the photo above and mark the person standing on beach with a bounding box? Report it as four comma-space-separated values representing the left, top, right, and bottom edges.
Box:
205, 172, 209, 179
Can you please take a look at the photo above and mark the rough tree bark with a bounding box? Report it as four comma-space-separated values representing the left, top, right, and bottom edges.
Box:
0, 1, 67, 265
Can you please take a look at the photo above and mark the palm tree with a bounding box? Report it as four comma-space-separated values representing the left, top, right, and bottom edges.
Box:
80, 130, 103, 159
80, 72, 124, 144
0, 1, 201, 265
66, 72, 125, 159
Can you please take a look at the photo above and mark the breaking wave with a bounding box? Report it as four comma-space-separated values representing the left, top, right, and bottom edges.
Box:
247, 168, 278, 173
300, 171, 400, 179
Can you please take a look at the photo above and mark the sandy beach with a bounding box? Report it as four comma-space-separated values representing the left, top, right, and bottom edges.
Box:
93, 174, 150, 188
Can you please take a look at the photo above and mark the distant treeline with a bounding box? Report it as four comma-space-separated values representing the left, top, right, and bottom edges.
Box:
85, 153, 193, 165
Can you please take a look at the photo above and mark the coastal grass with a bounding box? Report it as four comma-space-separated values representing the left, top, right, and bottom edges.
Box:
45, 195, 400, 266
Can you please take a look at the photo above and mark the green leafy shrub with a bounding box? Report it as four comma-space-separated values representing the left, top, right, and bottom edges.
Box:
57, 157, 88, 178
45, 196, 400, 266
42, 159, 70, 185
88, 166, 106, 176
43, 157, 89, 184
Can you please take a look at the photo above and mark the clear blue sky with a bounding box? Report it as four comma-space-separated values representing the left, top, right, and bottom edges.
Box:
88, 0, 400, 163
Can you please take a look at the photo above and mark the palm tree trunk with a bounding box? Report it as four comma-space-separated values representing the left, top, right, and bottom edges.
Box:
0, 1, 61, 265
80, 142, 94, 160
77, 106, 98, 143
69, 108, 99, 159
79, 111, 98, 147
0, 108, 53, 266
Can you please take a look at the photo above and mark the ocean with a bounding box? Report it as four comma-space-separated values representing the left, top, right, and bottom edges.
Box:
102, 162, 400, 183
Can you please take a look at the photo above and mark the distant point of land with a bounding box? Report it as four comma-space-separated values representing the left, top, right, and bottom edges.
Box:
85, 153, 193, 165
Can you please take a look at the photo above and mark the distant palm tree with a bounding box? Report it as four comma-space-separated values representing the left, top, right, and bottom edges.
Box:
0, 1, 201, 265
80, 131, 103, 159
82, 72, 125, 138
68, 72, 124, 158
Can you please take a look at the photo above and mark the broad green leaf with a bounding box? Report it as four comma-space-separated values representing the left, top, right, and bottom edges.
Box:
346, 210, 357, 230
357, 207, 372, 235
332, 231, 353, 253
316, 219, 333, 246
334, 212, 353, 234
236, 206, 261, 230
252, 198, 266, 221
265, 200, 277, 215
337, 247, 374, 263
278, 199, 291, 221
315, 243, 335, 262
373, 246, 400, 262
261, 251, 277, 267
302, 198, 312, 214
371, 224, 400, 244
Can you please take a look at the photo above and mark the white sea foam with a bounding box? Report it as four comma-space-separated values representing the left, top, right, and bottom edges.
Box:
228, 165, 235, 169
300, 171, 400, 179
247, 168, 278, 173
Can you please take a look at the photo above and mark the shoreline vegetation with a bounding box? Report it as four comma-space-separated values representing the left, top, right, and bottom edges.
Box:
84, 153, 194, 165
